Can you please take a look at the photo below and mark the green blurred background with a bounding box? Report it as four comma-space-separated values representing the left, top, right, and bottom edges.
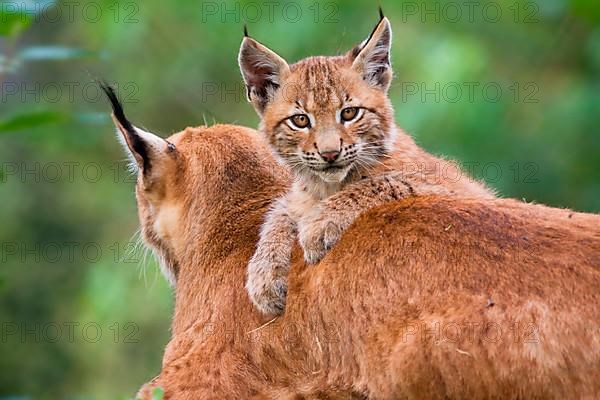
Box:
0, 0, 599, 398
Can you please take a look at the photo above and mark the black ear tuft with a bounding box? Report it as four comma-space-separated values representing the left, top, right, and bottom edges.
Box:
243, 24, 249, 37
98, 80, 134, 134
378, 6, 384, 20
98, 79, 153, 172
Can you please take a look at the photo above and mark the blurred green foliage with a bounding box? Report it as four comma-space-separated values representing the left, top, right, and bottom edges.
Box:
0, 0, 598, 398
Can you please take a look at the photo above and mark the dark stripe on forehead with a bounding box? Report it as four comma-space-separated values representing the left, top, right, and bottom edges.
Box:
290, 56, 350, 110
306, 58, 337, 107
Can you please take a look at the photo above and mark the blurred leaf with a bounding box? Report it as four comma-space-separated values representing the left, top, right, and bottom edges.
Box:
0, 10, 31, 37
0, 0, 56, 37
572, 0, 600, 22
0, 110, 68, 132
75, 112, 110, 125
18, 46, 95, 61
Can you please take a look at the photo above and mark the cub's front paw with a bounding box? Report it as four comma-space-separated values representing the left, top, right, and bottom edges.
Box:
299, 219, 343, 265
246, 254, 288, 315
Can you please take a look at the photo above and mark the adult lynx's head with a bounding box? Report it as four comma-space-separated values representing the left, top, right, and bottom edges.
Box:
99, 82, 284, 287
239, 13, 395, 185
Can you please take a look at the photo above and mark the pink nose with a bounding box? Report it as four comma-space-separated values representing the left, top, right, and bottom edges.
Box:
319, 150, 340, 163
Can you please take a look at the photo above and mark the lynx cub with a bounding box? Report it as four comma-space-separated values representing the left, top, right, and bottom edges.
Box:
239, 13, 492, 315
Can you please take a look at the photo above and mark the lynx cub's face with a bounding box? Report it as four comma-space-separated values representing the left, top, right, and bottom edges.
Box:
239, 16, 395, 184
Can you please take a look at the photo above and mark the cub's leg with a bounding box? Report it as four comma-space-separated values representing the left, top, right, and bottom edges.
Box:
246, 197, 296, 315
299, 173, 418, 264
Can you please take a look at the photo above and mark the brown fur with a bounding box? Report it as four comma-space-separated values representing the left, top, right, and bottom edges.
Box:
124, 123, 600, 399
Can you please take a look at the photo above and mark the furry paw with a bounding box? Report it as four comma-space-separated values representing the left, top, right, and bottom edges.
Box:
299, 218, 343, 264
246, 252, 289, 315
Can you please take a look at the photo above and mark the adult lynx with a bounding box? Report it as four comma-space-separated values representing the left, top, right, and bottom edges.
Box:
99, 80, 600, 400
239, 13, 493, 314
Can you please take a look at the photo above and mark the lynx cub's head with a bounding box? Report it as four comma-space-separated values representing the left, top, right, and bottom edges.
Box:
239, 15, 395, 185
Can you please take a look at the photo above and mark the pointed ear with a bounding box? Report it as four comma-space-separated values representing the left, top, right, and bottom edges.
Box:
238, 36, 290, 114
99, 81, 175, 180
349, 16, 393, 91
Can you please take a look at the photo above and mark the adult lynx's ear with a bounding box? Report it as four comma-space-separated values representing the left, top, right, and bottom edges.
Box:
350, 13, 393, 91
99, 81, 175, 186
238, 31, 290, 114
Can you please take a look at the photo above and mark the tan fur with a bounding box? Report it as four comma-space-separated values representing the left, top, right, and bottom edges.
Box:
240, 17, 494, 314
121, 124, 600, 399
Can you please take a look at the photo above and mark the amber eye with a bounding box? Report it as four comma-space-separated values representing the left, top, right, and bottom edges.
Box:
340, 107, 359, 122
289, 114, 310, 129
